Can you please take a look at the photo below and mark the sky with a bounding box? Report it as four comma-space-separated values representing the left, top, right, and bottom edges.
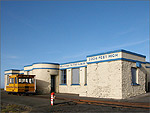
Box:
1, 1, 149, 88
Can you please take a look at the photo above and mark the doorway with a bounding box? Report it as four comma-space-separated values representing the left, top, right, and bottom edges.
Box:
51, 75, 55, 92
145, 74, 150, 92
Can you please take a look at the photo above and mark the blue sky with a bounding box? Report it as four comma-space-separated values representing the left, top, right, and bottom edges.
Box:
1, 1, 149, 88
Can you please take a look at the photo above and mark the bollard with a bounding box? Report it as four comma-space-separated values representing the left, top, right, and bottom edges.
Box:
51, 92, 55, 106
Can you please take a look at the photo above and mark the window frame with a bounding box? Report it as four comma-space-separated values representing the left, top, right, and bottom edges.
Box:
11, 78, 14, 84
131, 67, 139, 86
60, 70, 67, 85
84, 67, 87, 85
71, 68, 80, 85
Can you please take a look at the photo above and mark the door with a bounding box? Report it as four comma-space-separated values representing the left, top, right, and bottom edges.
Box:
12, 78, 15, 92
14, 77, 17, 92
51, 75, 55, 92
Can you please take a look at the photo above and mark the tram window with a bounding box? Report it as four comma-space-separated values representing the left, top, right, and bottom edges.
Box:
15, 78, 17, 83
29, 78, 32, 83
9, 78, 12, 84
18, 78, 33, 84
18, 78, 22, 83
26, 78, 29, 83
24, 78, 27, 83
12, 78, 14, 84
27, 78, 29, 83
9, 78, 14, 84
29, 78, 34, 84
22, 78, 26, 83
31, 78, 34, 83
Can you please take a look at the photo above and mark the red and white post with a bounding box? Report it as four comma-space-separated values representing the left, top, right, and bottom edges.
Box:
51, 92, 55, 106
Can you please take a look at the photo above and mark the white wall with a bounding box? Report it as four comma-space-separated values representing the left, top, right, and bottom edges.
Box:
59, 67, 87, 96
86, 61, 122, 99
122, 52, 145, 62
122, 61, 146, 98
29, 64, 59, 94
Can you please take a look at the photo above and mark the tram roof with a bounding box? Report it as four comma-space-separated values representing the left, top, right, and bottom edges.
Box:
9, 74, 35, 78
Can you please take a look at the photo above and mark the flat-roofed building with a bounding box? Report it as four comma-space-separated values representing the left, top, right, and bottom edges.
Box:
4, 49, 150, 99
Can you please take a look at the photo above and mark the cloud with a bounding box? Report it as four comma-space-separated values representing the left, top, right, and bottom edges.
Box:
117, 28, 135, 36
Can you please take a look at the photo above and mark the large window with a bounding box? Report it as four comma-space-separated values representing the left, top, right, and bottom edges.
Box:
131, 67, 138, 85
72, 68, 79, 85
61, 70, 66, 84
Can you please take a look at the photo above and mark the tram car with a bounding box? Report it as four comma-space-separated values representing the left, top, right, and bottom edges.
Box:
6, 74, 36, 95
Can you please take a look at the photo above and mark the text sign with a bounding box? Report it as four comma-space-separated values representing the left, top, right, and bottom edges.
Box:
87, 52, 121, 63
60, 61, 87, 69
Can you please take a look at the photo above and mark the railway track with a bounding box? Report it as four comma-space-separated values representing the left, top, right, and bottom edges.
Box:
28, 95, 150, 110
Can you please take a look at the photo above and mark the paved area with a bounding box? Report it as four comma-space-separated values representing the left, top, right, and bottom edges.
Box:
1, 90, 150, 112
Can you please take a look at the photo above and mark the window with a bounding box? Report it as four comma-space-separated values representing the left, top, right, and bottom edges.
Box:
29, 78, 32, 83
131, 67, 138, 85
18, 78, 34, 84
30, 78, 34, 83
9, 78, 14, 84
18, 78, 22, 83
85, 67, 87, 85
72, 68, 79, 85
61, 70, 66, 84
9, 78, 12, 84
28, 78, 34, 84
15, 77, 17, 84
22, 78, 26, 83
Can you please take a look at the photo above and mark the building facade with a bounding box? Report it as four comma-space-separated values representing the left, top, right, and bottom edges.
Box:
4, 49, 150, 99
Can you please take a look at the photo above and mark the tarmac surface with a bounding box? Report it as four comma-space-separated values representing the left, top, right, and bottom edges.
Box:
1, 90, 150, 113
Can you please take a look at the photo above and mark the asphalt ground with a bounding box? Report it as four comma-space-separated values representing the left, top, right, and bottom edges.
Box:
1, 90, 150, 113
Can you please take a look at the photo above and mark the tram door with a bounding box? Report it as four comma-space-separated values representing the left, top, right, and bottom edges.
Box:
13, 78, 15, 91
51, 75, 55, 92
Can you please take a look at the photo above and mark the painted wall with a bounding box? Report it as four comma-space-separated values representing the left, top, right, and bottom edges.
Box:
59, 67, 87, 96
24, 63, 59, 94
122, 61, 146, 98
87, 61, 122, 99
86, 50, 148, 99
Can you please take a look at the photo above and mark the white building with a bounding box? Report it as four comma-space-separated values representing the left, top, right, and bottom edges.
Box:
4, 49, 150, 99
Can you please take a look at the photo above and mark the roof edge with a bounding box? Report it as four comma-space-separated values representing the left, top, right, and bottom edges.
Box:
87, 49, 146, 58
24, 62, 59, 67
60, 60, 87, 65
5, 69, 20, 72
